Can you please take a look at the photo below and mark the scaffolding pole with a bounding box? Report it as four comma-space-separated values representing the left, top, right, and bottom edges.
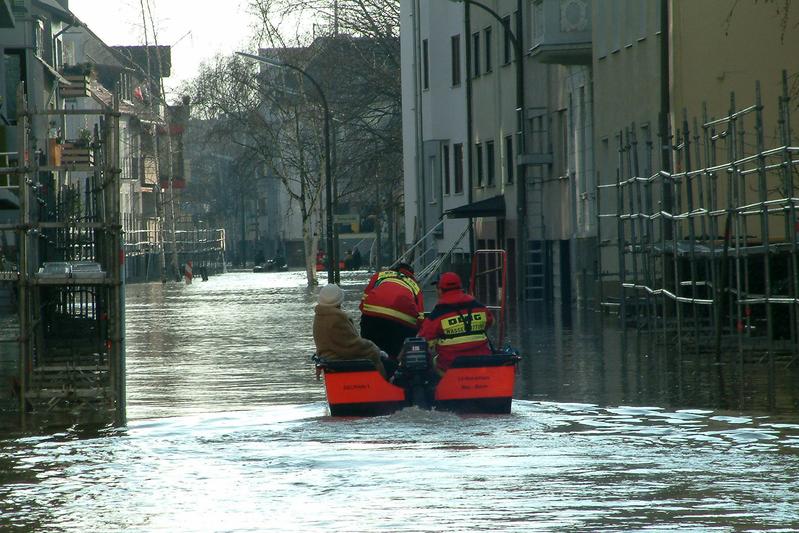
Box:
596, 73, 799, 363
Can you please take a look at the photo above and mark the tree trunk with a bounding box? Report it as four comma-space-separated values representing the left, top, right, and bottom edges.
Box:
301, 208, 320, 286
374, 216, 383, 270
303, 228, 318, 286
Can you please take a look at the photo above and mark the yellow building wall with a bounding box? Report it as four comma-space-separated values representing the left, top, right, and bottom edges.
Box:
671, 0, 799, 242
672, 0, 799, 125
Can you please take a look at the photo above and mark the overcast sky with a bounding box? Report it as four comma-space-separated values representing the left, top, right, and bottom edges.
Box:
69, 0, 256, 98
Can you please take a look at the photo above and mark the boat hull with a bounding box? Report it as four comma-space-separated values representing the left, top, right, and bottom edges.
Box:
316, 354, 519, 416
323, 365, 406, 416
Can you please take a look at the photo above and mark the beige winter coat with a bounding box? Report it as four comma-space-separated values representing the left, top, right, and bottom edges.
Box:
313, 304, 386, 376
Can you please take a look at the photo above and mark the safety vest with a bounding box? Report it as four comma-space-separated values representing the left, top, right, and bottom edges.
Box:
360, 270, 425, 327
418, 290, 493, 370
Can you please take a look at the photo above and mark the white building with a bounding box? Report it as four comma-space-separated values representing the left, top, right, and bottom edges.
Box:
401, 0, 596, 307
401, 0, 471, 270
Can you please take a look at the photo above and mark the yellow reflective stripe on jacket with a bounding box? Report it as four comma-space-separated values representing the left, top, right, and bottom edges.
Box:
376, 272, 420, 295
361, 303, 418, 326
438, 333, 489, 346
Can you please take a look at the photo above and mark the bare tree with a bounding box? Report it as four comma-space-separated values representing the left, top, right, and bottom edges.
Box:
187, 53, 326, 285
250, 0, 404, 263
185, 0, 402, 283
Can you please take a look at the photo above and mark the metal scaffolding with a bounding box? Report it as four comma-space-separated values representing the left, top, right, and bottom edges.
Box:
0, 87, 125, 425
597, 72, 799, 361
123, 226, 227, 282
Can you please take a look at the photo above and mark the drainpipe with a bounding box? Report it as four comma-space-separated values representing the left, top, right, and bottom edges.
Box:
465, 2, 474, 254
413, 0, 426, 264
515, 0, 526, 304
659, 0, 672, 238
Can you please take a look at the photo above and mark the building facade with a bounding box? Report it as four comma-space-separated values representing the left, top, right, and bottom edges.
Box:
401, 0, 471, 272
402, 0, 798, 311
402, 0, 595, 306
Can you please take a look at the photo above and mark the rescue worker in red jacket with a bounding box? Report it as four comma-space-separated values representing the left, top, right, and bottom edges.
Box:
359, 262, 425, 358
418, 271, 494, 372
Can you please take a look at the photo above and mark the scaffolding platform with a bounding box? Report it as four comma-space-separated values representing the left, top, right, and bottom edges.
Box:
596, 72, 799, 362
4, 88, 125, 425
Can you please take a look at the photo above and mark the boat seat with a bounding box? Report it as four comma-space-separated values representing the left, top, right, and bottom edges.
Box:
450, 354, 520, 368
313, 356, 379, 372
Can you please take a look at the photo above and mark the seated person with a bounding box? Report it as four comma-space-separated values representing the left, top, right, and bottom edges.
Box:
418, 272, 494, 372
313, 284, 387, 377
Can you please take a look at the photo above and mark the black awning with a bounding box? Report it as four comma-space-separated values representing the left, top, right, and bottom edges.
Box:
444, 195, 506, 219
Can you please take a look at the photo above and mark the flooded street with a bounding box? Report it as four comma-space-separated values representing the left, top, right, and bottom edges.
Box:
2, 271, 799, 531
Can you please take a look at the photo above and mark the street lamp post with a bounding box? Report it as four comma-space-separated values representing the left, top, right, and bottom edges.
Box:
236, 51, 338, 284
449, 0, 527, 302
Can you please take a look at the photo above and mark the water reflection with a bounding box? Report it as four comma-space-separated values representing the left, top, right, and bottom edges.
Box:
125, 271, 322, 420
2, 401, 799, 530
1, 271, 798, 530
514, 305, 799, 415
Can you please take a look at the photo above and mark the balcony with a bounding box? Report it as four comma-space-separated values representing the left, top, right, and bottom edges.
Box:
519, 152, 553, 166
61, 142, 94, 166
529, 0, 592, 65
59, 74, 91, 98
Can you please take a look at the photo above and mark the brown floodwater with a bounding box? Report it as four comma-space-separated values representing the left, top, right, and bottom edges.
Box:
1, 271, 798, 531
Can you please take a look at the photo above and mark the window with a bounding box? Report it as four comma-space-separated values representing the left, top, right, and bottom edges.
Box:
595, 7, 607, 58
639, 124, 652, 176
443, 144, 451, 195
10, 0, 25, 14
530, 115, 545, 153
429, 156, 437, 203
610, 0, 621, 52
502, 15, 512, 64
472, 32, 480, 76
33, 19, 44, 58
486, 141, 495, 186
559, 109, 568, 173
532, 1, 543, 46
625, 2, 634, 48
422, 38, 429, 90
54, 39, 63, 70
638, 1, 648, 40
475, 143, 484, 187
505, 135, 514, 184
451, 35, 461, 86
119, 72, 132, 101
3, 50, 25, 124
484, 27, 492, 73
578, 86, 586, 195
63, 40, 75, 66
454, 143, 464, 193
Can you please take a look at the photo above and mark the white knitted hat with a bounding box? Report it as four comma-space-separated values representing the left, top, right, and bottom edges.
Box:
318, 283, 345, 306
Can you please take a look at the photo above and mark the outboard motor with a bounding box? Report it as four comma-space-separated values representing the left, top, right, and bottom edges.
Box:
393, 337, 436, 409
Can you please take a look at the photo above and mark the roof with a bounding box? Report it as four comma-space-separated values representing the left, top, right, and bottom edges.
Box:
89, 79, 139, 116
444, 195, 506, 219
32, 0, 74, 21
